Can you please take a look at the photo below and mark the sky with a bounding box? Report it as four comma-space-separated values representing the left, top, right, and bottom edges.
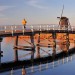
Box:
0, 0, 75, 25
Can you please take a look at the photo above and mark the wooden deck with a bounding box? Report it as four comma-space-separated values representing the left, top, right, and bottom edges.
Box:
0, 29, 75, 37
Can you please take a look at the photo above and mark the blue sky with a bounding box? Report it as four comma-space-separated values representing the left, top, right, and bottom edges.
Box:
0, 0, 75, 25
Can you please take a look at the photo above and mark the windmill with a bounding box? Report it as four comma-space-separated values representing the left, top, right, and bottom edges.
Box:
57, 5, 71, 30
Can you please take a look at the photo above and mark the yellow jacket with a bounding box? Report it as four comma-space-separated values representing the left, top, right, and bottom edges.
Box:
22, 19, 27, 25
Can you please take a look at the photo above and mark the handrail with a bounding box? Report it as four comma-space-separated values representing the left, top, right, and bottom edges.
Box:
0, 24, 75, 32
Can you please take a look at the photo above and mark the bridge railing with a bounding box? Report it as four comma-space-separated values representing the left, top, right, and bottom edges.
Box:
26, 24, 60, 31
0, 24, 75, 32
26, 24, 75, 31
0, 25, 24, 32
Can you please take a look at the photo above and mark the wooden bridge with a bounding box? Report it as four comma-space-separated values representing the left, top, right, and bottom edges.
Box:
0, 24, 75, 72
0, 24, 75, 37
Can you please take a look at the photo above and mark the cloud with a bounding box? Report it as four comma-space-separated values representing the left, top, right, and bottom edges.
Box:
0, 6, 15, 18
0, 17, 8, 20
0, 6, 15, 25
27, 0, 48, 9
0, 6, 15, 12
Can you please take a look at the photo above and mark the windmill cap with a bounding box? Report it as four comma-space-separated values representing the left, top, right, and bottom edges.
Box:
60, 17, 68, 19
57, 16, 68, 20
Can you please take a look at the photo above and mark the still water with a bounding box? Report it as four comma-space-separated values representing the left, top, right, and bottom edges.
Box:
0, 36, 75, 75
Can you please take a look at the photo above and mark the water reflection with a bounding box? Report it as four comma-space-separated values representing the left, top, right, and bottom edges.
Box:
26, 54, 74, 75
0, 35, 74, 63
0, 34, 75, 75
1, 53, 75, 75
1, 34, 75, 62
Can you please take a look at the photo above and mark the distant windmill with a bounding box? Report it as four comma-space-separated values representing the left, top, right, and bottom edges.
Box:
57, 5, 71, 30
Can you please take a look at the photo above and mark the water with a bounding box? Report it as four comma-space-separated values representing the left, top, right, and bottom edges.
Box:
0, 36, 75, 75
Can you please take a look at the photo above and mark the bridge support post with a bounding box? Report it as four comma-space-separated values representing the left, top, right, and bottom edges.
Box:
65, 32, 70, 52
14, 36, 18, 61
0, 37, 3, 65
30, 33, 35, 61
52, 33, 56, 56
36, 32, 40, 58
74, 39, 75, 47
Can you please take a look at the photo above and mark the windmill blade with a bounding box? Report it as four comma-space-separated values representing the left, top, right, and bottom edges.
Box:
57, 5, 64, 19
61, 4, 64, 18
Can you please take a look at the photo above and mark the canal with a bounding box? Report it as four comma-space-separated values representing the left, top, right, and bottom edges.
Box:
0, 34, 75, 75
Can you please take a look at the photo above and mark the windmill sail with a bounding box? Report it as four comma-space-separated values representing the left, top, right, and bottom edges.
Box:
61, 5, 64, 18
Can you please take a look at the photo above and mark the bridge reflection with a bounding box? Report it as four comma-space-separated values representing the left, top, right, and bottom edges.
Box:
1, 49, 75, 75
0, 35, 74, 73
0, 27, 75, 74
25, 53, 74, 74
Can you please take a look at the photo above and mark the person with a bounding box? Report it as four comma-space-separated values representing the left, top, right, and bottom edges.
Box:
22, 19, 27, 29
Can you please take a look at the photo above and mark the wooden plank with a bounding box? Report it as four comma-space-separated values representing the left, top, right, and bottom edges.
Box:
14, 45, 33, 48
37, 44, 53, 47
13, 47, 33, 51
